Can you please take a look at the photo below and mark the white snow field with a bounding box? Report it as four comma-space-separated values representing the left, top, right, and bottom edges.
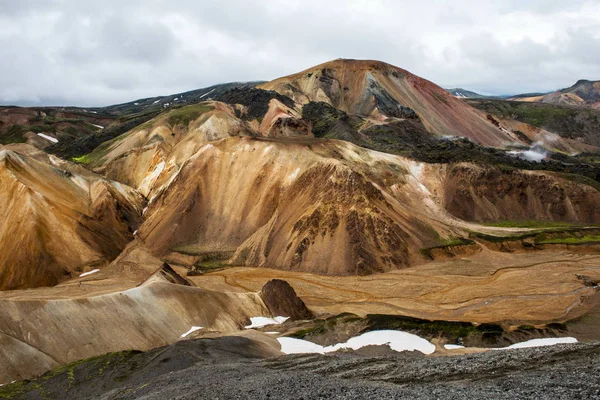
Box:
278, 330, 436, 355
278, 332, 577, 355
503, 337, 578, 349
444, 344, 466, 350
245, 316, 289, 329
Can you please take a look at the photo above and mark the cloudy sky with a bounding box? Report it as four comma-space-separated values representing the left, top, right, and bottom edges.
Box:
1, 0, 599, 106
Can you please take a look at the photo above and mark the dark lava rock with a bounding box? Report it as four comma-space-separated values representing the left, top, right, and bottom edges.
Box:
260, 279, 314, 321
158, 262, 192, 286
215, 87, 295, 120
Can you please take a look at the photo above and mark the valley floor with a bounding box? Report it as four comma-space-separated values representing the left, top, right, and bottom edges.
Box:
187, 249, 600, 329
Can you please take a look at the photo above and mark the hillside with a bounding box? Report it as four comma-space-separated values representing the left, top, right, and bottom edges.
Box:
511, 79, 600, 109
0, 145, 143, 289
0, 106, 114, 147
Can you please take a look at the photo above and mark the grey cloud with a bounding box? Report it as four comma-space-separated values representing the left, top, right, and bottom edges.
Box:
0, 0, 599, 106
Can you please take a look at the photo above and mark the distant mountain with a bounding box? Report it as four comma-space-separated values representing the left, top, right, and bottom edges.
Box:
510, 79, 600, 109
0, 106, 113, 147
445, 88, 496, 99
91, 81, 263, 116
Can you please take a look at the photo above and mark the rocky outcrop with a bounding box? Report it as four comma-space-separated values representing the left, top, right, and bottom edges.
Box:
157, 262, 193, 286
260, 279, 313, 320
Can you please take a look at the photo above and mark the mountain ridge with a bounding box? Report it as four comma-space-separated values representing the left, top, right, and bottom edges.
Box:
510, 79, 600, 109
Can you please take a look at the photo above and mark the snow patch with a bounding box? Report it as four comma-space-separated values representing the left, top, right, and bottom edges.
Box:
37, 133, 58, 143
408, 162, 430, 194
180, 326, 203, 338
79, 269, 100, 277
278, 330, 436, 355
91, 124, 104, 129
134, 102, 140, 105
198, 89, 215, 99
153, 99, 160, 104
245, 316, 289, 329
502, 337, 577, 350
278, 337, 328, 354
444, 344, 465, 350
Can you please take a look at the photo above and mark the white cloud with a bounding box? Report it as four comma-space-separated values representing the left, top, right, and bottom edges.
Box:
0, 0, 599, 105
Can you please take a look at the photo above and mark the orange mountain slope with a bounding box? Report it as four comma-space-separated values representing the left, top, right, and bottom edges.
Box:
259, 59, 520, 146
0, 147, 144, 289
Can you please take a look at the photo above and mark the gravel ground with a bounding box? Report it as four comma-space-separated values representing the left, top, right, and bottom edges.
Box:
10, 338, 600, 399
105, 341, 600, 400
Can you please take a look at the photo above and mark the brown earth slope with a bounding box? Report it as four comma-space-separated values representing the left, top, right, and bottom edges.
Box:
444, 164, 600, 223
0, 147, 144, 290
87, 100, 312, 201
138, 136, 455, 275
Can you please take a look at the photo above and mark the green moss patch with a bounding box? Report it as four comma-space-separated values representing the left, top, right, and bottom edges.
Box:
166, 103, 213, 127
469, 227, 600, 245
483, 220, 591, 229
537, 235, 600, 245
365, 314, 502, 340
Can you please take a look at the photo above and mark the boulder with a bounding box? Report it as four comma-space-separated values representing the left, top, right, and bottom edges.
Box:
260, 279, 314, 320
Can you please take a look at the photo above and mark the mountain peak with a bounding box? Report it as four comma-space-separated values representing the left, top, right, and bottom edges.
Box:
260, 59, 515, 146
284, 58, 413, 80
